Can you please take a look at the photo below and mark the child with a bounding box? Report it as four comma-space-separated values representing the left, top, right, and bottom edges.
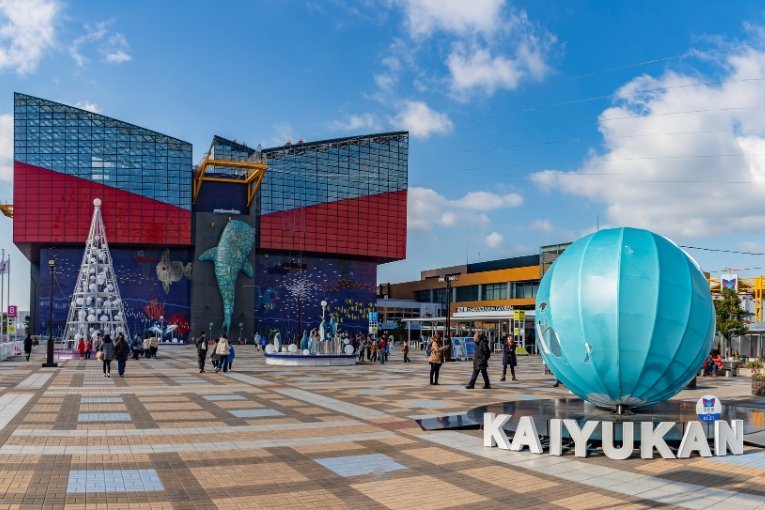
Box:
402, 342, 410, 363
227, 343, 236, 372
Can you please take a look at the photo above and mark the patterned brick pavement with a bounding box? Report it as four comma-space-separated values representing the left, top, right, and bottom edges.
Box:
0, 345, 763, 509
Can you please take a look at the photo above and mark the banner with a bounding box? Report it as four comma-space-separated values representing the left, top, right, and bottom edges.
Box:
721, 273, 738, 291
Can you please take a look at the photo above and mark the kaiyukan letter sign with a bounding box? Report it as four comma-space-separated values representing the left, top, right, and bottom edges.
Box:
483, 413, 744, 460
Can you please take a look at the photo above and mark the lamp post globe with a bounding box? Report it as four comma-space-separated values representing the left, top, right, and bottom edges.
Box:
42, 259, 58, 367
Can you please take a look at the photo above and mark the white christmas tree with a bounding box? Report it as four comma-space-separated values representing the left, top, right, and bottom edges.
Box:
63, 198, 130, 342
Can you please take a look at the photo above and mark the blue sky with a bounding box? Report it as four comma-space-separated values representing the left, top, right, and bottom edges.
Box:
3, 0, 765, 310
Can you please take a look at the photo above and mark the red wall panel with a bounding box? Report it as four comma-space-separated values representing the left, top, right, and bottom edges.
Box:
259, 189, 407, 262
14, 162, 191, 260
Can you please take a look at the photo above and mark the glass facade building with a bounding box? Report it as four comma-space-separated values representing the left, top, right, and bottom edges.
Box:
14, 93, 409, 339
14, 94, 192, 209
258, 134, 408, 261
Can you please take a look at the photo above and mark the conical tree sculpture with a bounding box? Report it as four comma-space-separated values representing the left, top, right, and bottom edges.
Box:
63, 198, 130, 342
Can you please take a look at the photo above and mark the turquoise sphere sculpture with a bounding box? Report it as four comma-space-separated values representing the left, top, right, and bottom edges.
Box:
535, 227, 715, 409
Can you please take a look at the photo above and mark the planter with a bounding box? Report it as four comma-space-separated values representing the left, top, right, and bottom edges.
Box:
739, 368, 754, 377
753, 375, 765, 396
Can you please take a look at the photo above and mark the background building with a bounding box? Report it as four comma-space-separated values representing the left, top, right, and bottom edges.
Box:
13, 93, 408, 341
380, 246, 571, 347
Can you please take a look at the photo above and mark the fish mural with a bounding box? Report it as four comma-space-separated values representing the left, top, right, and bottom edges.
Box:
199, 220, 256, 333
156, 249, 193, 293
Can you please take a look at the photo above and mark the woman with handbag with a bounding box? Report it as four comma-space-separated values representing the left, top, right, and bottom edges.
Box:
98, 334, 115, 378
214, 334, 230, 373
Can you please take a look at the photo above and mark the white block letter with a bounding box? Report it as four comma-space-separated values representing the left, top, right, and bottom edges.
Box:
549, 419, 563, 456
563, 419, 599, 457
715, 420, 744, 456
484, 412, 511, 449
640, 421, 676, 459
510, 416, 543, 454
678, 421, 712, 458
601, 421, 634, 460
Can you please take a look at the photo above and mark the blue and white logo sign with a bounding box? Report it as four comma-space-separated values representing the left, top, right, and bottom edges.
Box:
696, 394, 722, 422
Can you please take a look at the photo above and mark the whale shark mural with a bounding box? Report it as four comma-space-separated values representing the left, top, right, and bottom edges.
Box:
199, 219, 255, 333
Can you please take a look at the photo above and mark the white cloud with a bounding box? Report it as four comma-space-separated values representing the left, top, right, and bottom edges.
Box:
408, 186, 521, 231
0, 0, 59, 74
447, 44, 521, 95
453, 191, 523, 210
0, 113, 11, 181
74, 101, 100, 113
374, 55, 401, 90
266, 121, 298, 147
398, 0, 504, 39
530, 44, 765, 240
391, 100, 452, 138
529, 219, 555, 232
485, 231, 503, 248
445, 12, 554, 99
330, 113, 383, 133
69, 21, 107, 67
103, 33, 130, 63
70, 21, 131, 67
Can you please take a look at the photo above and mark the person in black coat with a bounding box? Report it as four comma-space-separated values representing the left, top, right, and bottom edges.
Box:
24, 335, 33, 361
501, 334, 517, 381
114, 333, 131, 377
465, 333, 491, 389
196, 331, 208, 372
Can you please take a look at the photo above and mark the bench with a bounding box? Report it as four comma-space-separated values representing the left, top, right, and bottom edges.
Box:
722, 360, 740, 377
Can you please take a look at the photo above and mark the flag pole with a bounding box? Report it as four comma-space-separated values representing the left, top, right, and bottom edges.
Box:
8, 256, 13, 342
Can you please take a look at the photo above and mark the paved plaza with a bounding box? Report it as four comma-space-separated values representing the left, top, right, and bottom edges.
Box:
0, 346, 763, 509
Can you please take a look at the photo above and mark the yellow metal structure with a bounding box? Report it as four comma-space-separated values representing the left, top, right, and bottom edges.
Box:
0, 204, 12, 218
192, 156, 267, 207
709, 276, 765, 322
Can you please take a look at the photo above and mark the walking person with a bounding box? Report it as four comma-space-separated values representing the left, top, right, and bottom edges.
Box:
501, 334, 517, 381
131, 334, 142, 360
402, 341, 410, 363
358, 337, 366, 362
227, 343, 235, 372
114, 333, 130, 377
214, 334, 230, 373
465, 333, 492, 389
370, 339, 378, 362
210, 337, 220, 370
378, 336, 386, 364
143, 335, 152, 358
85, 337, 93, 359
196, 331, 208, 373
98, 334, 115, 378
259, 334, 267, 353
428, 332, 448, 385
24, 334, 33, 361
149, 335, 159, 358
77, 337, 86, 359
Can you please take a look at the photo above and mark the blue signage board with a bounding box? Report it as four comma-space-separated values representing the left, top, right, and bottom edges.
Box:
451, 337, 475, 360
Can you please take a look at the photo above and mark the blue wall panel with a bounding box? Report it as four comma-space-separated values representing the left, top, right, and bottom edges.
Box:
39, 247, 193, 340
253, 252, 377, 340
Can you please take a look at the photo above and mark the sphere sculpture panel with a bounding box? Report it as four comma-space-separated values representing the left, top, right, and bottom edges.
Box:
535, 227, 715, 409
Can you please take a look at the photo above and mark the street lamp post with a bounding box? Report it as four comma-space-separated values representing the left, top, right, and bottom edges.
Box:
42, 259, 57, 367
320, 299, 328, 348
439, 274, 460, 362
159, 315, 164, 343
